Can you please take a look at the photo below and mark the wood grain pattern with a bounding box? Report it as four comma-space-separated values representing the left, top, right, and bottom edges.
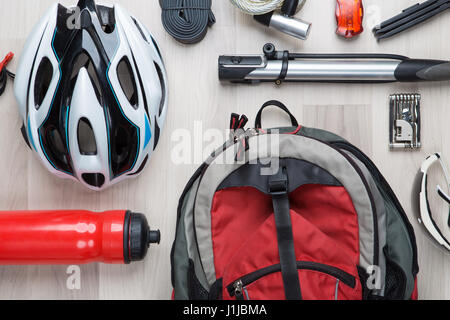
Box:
0, 0, 449, 299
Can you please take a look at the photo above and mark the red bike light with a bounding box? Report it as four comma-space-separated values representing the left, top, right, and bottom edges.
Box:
336, 0, 364, 38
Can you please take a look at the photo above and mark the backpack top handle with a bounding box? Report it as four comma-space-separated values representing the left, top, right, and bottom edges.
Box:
255, 100, 299, 129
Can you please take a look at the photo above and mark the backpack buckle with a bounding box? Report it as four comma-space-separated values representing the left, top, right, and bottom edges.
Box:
268, 168, 288, 195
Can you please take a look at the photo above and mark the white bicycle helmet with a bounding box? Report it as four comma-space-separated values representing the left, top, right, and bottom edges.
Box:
14, 0, 168, 190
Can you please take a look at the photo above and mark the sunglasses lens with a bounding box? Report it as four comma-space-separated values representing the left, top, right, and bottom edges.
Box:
427, 160, 450, 234
411, 170, 438, 249
411, 170, 424, 224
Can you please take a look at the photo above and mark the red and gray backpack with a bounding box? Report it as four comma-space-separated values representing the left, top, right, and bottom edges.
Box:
171, 101, 419, 300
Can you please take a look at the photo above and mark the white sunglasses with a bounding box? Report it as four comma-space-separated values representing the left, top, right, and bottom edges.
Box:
413, 153, 450, 251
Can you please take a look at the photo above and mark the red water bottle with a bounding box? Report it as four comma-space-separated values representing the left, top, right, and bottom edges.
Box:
0, 210, 160, 265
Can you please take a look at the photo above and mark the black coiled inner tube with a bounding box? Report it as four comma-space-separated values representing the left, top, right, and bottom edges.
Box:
160, 0, 215, 44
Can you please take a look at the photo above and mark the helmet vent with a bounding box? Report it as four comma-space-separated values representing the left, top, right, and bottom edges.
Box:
77, 117, 97, 155
150, 35, 162, 58
117, 57, 138, 108
112, 125, 131, 164
96, 4, 116, 34
128, 155, 148, 176
132, 17, 148, 43
110, 121, 138, 177
81, 173, 105, 188
34, 57, 53, 109
70, 52, 102, 105
41, 125, 73, 174
154, 62, 166, 116
153, 120, 161, 150
47, 127, 66, 155
101, 24, 115, 34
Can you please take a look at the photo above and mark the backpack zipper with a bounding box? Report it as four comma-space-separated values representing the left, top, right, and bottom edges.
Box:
227, 261, 356, 300
233, 280, 245, 300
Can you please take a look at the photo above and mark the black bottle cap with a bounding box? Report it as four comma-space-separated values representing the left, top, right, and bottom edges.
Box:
124, 211, 161, 263
149, 230, 161, 245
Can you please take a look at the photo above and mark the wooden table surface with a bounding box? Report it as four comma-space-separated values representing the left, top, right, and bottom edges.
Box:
0, 0, 449, 300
